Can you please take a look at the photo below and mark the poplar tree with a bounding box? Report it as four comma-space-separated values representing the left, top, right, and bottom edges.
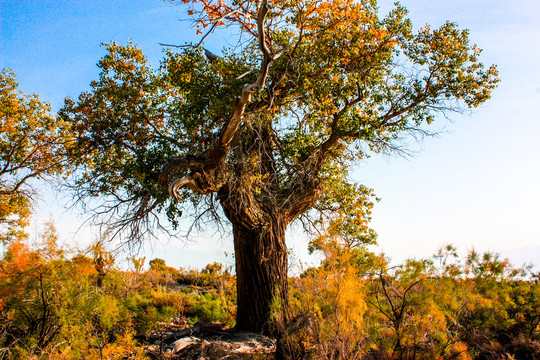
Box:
60, 0, 498, 332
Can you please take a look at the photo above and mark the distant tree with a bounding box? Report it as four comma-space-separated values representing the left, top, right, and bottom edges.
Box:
149, 257, 166, 270
60, 0, 498, 332
0, 69, 70, 241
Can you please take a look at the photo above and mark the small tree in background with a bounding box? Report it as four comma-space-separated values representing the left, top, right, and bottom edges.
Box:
149, 258, 166, 270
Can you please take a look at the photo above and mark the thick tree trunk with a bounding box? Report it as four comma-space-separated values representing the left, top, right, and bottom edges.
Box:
230, 215, 289, 334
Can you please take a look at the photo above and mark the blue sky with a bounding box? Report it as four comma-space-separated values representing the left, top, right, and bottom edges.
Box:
1, 0, 539, 269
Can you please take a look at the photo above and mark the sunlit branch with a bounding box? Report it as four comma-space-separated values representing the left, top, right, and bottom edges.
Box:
160, 0, 276, 201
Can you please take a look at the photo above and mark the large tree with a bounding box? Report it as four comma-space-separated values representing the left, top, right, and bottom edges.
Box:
60, 0, 498, 332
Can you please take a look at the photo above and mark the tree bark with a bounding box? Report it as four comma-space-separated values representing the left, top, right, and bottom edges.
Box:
226, 210, 289, 334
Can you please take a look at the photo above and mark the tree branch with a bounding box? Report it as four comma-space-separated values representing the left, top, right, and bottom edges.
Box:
160, 0, 274, 201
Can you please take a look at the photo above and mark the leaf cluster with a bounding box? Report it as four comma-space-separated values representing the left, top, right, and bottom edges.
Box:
0, 69, 71, 239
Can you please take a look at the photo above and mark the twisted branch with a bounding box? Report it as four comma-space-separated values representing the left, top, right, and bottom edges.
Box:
159, 0, 274, 201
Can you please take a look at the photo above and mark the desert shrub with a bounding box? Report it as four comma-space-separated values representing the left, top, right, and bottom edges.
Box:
176, 261, 235, 289
146, 258, 180, 287
278, 240, 378, 359
0, 226, 151, 359
122, 287, 187, 334
280, 240, 540, 360
184, 290, 236, 325
174, 262, 237, 326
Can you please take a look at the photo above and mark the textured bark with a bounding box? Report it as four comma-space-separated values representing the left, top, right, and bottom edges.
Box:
221, 199, 289, 333
234, 221, 289, 333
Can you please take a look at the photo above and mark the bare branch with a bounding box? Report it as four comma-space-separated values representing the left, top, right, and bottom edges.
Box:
169, 177, 200, 200
160, 8, 241, 50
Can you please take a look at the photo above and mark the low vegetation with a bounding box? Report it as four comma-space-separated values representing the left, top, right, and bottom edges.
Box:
280, 240, 540, 359
0, 224, 538, 359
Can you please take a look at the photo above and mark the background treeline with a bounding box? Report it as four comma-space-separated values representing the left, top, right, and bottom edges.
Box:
1, 226, 539, 359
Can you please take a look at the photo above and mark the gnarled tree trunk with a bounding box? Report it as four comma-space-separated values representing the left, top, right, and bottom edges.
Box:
233, 219, 288, 333
221, 196, 289, 333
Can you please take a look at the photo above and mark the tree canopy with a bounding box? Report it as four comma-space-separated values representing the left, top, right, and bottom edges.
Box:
0, 69, 70, 241
60, 0, 498, 331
